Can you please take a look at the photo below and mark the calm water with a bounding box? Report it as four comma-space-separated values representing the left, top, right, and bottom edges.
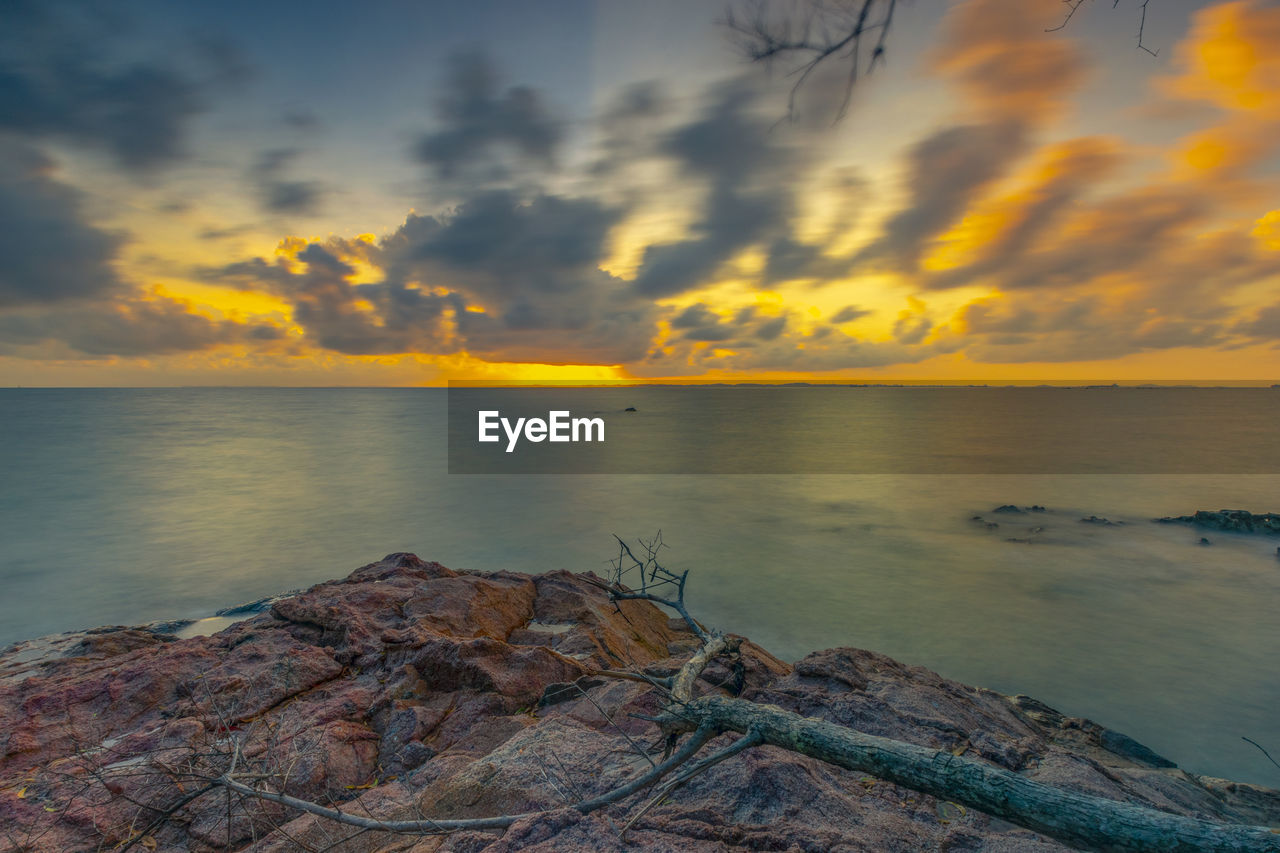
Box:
1, 388, 1278, 785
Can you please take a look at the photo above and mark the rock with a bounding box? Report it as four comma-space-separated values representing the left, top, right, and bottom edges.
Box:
1199, 537, 1212, 546
624, 407, 637, 412
1079, 515, 1120, 526
992, 505, 1024, 514
1029, 505, 1047, 513
1, 553, 1277, 852
1155, 509, 1280, 534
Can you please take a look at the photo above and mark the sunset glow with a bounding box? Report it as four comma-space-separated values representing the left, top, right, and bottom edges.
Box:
2, 0, 1279, 385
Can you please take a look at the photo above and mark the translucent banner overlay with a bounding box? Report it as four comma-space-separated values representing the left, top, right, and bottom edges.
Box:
447, 382, 1280, 474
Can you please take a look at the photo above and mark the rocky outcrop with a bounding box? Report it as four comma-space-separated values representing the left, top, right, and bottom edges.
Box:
1156, 509, 1280, 534
1, 553, 1277, 852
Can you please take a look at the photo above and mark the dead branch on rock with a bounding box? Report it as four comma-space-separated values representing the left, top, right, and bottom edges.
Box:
34, 536, 1280, 852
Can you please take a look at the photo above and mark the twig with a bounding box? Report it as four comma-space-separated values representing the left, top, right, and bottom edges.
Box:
1243, 737, 1280, 773
620, 728, 764, 840
209, 722, 719, 835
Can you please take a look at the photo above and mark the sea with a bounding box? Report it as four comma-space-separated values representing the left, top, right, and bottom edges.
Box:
1, 387, 1278, 786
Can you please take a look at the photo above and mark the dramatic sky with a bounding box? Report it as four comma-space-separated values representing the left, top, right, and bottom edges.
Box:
3, 0, 1280, 385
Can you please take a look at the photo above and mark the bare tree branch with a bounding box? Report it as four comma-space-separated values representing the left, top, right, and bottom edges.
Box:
725, 0, 898, 121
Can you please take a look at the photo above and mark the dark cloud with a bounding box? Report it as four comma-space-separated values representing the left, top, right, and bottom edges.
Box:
209, 189, 657, 364
758, 170, 865, 286
893, 310, 932, 346
830, 305, 870, 324
388, 190, 654, 363
0, 295, 281, 358
853, 121, 1028, 273
922, 138, 1121, 291
932, 0, 1087, 124
400, 190, 620, 289
632, 81, 795, 298
754, 315, 787, 341
995, 187, 1208, 293
1237, 303, 1280, 341
283, 110, 322, 131
199, 223, 257, 241
249, 148, 325, 216
647, 319, 949, 373
662, 302, 792, 348
950, 219, 1279, 363
214, 242, 442, 355
0, 141, 123, 307
0, 3, 232, 172
669, 303, 734, 342
413, 51, 563, 182
670, 303, 719, 330
590, 81, 667, 178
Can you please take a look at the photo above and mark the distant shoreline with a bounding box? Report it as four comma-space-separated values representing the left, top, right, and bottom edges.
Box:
3, 382, 1279, 390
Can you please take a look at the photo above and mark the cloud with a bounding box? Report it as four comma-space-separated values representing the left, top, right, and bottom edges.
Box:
632, 81, 796, 298
947, 216, 1280, 363
954, 291, 1228, 363
249, 148, 325, 216
921, 136, 1124, 290
830, 305, 871, 324
931, 0, 1087, 123
0, 2, 232, 171
209, 188, 659, 364
1159, 1, 1280, 114
1236, 302, 1280, 342
845, 0, 1094, 278
1157, 0, 1280, 178
892, 298, 933, 345
0, 292, 282, 358
410, 190, 654, 363
853, 121, 1029, 273
413, 51, 563, 183
213, 240, 440, 355
645, 317, 950, 373
0, 141, 123, 307
282, 110, 322, 131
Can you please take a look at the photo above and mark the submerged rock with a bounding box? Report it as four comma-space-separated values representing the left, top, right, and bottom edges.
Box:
1156, 509, 1280, 534
1, 553, 1276, 852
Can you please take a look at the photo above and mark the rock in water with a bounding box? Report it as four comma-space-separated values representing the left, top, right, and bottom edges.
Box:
1156, 509, 1280, 534
1, 553, 1277, 851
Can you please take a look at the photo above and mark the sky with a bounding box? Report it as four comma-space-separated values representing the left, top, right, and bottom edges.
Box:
2, 0, 1279, 385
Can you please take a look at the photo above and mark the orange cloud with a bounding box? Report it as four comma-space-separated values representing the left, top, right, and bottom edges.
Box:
922, 136, 1122, 281
1161, 1, 1280, 112
1255, 210, 1280, 250
1159, 0, 1280, 177
932, 0, 1087, 123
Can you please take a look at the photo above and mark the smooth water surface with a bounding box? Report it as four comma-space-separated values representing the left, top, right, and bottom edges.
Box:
1, 388, 1277, 785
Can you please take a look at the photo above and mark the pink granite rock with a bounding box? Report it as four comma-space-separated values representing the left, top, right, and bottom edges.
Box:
0, 553, 1276, 852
